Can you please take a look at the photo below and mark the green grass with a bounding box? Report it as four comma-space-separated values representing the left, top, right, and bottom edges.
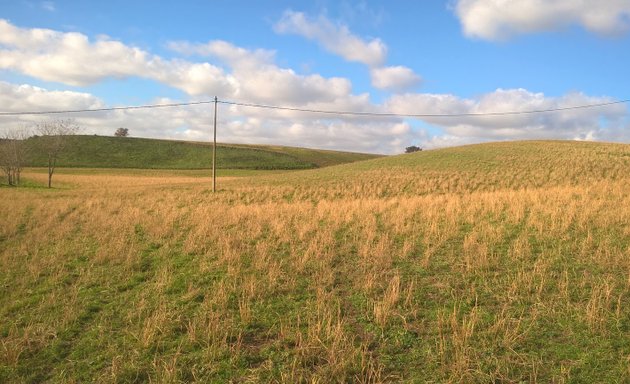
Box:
233, 144, 381, 168
2, 140, 630, 382
22, 135, 382, 170
248, 140, 630, 200
301, 140, 630, 174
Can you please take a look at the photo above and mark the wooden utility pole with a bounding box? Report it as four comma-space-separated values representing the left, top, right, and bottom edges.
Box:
212, 96, 217, 192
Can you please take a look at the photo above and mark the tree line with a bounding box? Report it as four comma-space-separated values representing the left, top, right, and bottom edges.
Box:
1, 119, 79, 188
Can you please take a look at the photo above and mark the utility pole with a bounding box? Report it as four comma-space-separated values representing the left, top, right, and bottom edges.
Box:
212, 96, 217, 192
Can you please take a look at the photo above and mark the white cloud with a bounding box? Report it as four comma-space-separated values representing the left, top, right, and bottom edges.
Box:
0, 81, 104, 128
387, 88, 629, 144
168, 40, 276, 68
274, 11, 421, 94
168, 39, 356, 105
274, 10, 387, 66
0, 81, 413, 154
370, 66, 421, 91
454, 0, 630, 40
0, 20, 152, 85
0, 20, 365, 107
0, 19, 234, 96
1, 81, 628, 154
1, 20, 627, 154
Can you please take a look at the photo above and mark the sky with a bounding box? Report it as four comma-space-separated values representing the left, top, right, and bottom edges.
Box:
1, 0, 629, 154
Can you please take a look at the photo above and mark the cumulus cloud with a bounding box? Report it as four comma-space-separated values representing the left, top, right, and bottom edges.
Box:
387, 88, 629, 143
0, 19, 151, 84
370, 66, 421, 91
0, 81, 412, 154
2, 80, 628, 153
1, 20, 628, 153
0, 19, 367, 108
274, 10, 387, 67
0, 81, 103, 112
4, 79, 627, 153
168, 40, 277, 68
167, 39, 358, 105
454, 0, 630, 40
0, 19, 234, 95
274, 11, 421, 94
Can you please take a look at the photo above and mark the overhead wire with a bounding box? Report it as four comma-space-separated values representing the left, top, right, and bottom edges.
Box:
218, 98, 630, 117
0, 100, 216, 116
0, 97, 628, 118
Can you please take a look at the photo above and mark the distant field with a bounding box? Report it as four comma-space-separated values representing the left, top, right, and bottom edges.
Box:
250, 140, 630, 198
24, 167, 288, 178
21, 135, 381, 170
1, 140, 629, 382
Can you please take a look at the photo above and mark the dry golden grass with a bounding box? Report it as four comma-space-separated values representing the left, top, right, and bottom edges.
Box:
1, 141, 629, 382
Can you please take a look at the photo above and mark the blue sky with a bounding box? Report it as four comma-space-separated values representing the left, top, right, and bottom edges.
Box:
1, 0, 629, 153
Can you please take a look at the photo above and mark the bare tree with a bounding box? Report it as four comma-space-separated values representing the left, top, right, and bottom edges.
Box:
115, 128, 129, 137
0, 128, 28, 186
0, 139, 16, 186
36, 119, 80, 188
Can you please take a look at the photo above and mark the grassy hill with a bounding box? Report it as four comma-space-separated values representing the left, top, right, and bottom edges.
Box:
249, 140, 630, 199
22, 135, 381, 170
2, 140, 630, 382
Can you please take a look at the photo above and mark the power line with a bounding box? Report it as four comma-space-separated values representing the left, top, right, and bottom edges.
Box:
0, 97, 628, 118
0, 100, 216, 116
219, 98, 630, 117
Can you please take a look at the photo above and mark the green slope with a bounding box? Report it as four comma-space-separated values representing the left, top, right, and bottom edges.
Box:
312, 140, 630, 174
3, 140, 630, 382
22, 135, 382, 170
254, 140, 630, 198
232, 144, 381, 168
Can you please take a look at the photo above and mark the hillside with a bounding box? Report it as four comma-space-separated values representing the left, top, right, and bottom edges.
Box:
22, 135, 381, 170
245, 140, 630, 200
2, 140, 630, 383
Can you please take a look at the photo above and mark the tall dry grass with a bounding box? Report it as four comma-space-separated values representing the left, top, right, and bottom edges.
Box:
1, 142, 630, 382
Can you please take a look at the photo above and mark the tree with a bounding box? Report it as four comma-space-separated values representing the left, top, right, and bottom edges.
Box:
405, 145, 422, 153
36, 119, 80, 188
0, 129, 28, 186
115, 128, 129, 137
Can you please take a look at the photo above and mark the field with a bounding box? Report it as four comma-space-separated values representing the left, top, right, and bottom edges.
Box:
1, 140, 630, 382
21, 135, 381, 170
